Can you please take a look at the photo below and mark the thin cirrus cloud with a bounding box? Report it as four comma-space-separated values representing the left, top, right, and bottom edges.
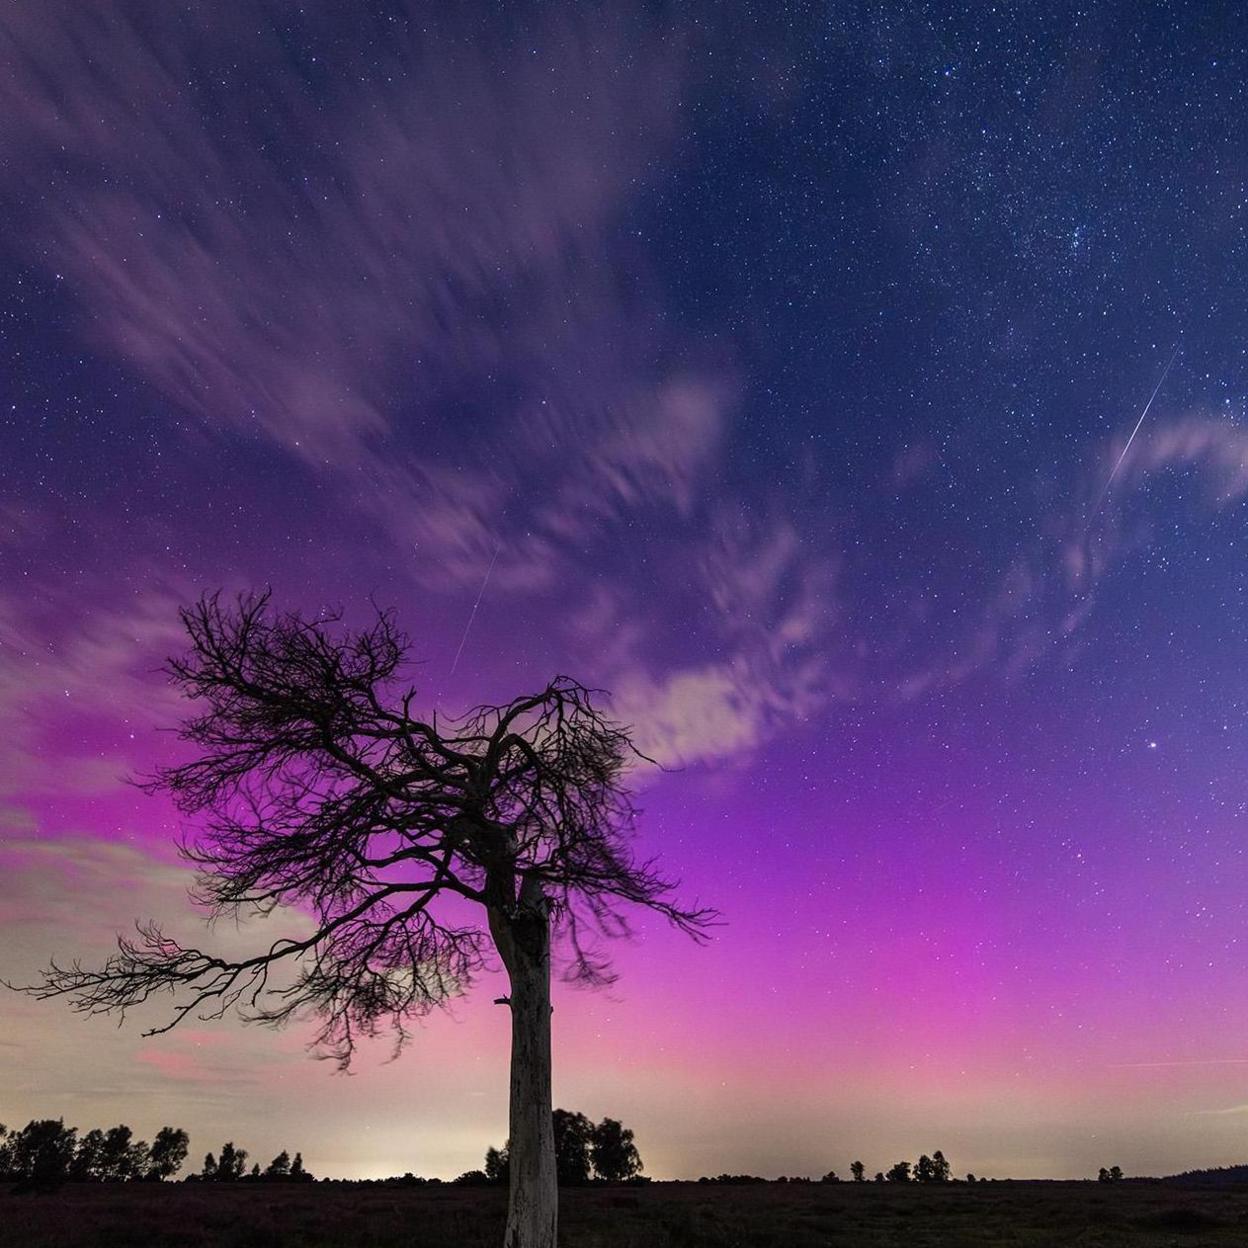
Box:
0, 3, 841, 774
0, 833, 319, 1110
598, 509, 845, 768
0, 4, 727, 594
0, 575, 191, 799
894, 408, 1248, 701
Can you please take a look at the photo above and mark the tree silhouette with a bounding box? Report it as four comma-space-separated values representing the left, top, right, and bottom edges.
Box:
98, 1125, 147, 1182
850, 1160, 865, 1182
147, 1127, 190, 1181
590, 1117, 642, 1181
69, 1129, 105, 1182
552, 1110, 594, 1185
264, 1150, 291, 1180
215, 1142, 248, 1182
289, 1152, 312, 1182
13, 593, 712, 1247
6, 1120, 77, 1190
201, 1152, 217, 1180
932, 1150, 950, 1182
885, 1161, 912, 1183
485, 1146, 511, 1185
914, 1154, 935, 1183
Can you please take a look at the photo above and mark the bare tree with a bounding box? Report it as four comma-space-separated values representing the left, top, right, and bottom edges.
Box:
12, 593, 713, 1248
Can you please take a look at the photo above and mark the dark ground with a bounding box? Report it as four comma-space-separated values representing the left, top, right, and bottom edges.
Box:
4, 1180, 1248, 1247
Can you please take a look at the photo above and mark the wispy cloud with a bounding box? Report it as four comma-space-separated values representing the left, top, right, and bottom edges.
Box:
604, 509, 846, 768
895, 409, 1248, 699
0, 574, 190, 798
0, 4, 728, 594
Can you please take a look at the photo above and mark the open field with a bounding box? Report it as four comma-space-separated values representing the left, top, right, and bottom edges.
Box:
3, 1180, 1248, 1247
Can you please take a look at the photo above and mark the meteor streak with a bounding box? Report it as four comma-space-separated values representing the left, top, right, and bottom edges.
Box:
1087, 342, 1181, 524
448, 541, 501, 677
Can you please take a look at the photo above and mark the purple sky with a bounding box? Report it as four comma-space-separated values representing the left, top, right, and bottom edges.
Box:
4, 2, 1248, 1180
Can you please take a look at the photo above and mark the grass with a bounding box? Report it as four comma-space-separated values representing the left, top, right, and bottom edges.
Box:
4, 1179, 1248, 1246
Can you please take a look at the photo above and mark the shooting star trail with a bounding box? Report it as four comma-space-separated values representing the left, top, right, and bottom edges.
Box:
448, 542, 501, 677
1086, 341, 1181, 525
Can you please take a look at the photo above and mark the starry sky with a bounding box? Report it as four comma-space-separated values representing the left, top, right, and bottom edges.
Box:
4, 1, 1248, 1182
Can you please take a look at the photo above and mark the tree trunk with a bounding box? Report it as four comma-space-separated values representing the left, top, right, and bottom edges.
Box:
490, 878, 556, 1248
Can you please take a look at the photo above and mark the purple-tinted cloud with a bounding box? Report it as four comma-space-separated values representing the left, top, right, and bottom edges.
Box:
0, 5, 729, 595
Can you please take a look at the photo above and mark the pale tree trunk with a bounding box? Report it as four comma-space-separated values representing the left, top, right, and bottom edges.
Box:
490, 877, 557, 1248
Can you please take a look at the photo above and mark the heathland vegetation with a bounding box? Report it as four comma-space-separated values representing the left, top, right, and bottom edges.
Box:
3, 1171, 1248, 1248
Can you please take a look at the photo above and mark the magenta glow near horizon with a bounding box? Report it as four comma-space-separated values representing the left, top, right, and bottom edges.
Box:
4, 2, 1248, 1182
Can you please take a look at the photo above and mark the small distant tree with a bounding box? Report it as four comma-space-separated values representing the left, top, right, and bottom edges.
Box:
249, 1162, 261, 1179
874, 1172, 884, 1182
885, 1161, 911, 1183
914, 1154, 935, 1183
289, 1152, 312, 1183
932, 1150, 950, 1182
264, 1150, 291, 1180
820, 1170, 840, 1183
201, 1152, 217, 1180
1109, 1165, 1123, 1182
1098, 1167, 1111, 1183
590, 1118, 642, 1182
850, 1160, 865, 1182
147, 1128, 190, 1181
552, 1110, 594, 1186
215, 1142, 247, 1182
485, 1146, 511, 1185
11, 594, 713, 1248
966, 1173, 976, 1183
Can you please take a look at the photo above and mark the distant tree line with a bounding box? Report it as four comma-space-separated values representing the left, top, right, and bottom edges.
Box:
191, 1143, 313, 1183
827, 1151, 953, 1184
0, 1120, 188, 1189
0, 1117, 1128, 1190
0, 1119, 318, 1192
1161, 1164, 1248, 1187
465, 1109, 644, 1186
693, 1151, 957, 1186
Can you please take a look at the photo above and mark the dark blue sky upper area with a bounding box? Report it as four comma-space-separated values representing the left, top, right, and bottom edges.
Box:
3, 1, 1247, 716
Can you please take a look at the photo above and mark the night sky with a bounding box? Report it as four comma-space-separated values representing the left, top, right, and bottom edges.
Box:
4, 2, 1248, 1181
